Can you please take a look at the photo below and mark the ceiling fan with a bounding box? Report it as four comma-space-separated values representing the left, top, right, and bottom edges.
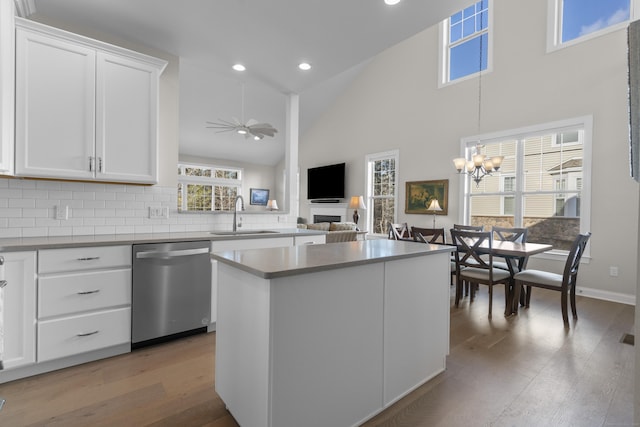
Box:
206, 84, 278, 141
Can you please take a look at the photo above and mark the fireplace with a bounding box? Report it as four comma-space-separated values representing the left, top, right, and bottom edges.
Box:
314, 215, 341, 223
308, 203, 348, 223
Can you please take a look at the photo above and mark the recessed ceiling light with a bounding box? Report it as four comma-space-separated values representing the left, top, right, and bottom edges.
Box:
384, 0, 401, 5
298, 62, 311, 71
232, 64, 246, 72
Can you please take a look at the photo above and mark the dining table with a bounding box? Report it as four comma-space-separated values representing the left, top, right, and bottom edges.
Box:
477, 240, 553, 315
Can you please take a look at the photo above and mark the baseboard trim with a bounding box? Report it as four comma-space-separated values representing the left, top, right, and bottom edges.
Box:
576, 286, 635, 306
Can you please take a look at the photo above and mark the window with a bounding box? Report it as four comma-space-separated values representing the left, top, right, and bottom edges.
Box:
444, 0, 490, 83
177, 163, 243, 212
460, 117, 591, 253
550, 0, 632, 47
366, 150, 399, 235
501, 175, 515, 215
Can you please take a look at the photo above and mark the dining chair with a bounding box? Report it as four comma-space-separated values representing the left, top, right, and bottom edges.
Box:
513, 232, 591, 326
492, 226, 529, 272
450, 229, 512, 317
388, 222, 410, 240
411, 227, 445, 244
412, 227, 455, 285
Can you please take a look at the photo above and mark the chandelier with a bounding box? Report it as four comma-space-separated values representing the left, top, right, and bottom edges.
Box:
453, 144, 503, 187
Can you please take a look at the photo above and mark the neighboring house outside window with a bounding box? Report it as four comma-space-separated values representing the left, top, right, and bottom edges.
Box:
442, 0, 490, 84
366, 150, 399, 235
549, 0, 633, 49
460, 117, 591, 253
177, 163, 243, 212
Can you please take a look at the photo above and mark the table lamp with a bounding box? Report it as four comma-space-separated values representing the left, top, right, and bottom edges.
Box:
348, 195, 366, 226
426, 199, 442, 228
266, 199, 278, 211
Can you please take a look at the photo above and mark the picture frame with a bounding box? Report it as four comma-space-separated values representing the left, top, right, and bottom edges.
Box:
405, 179, 448, 215
249, 188, 270, 206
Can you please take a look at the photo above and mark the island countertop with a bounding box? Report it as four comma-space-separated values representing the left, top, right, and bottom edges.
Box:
212, 239, 452, 279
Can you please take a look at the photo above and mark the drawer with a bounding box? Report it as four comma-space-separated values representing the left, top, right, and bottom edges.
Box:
210, 236, 293, 252
38, 268, 131, 318
38, 307, 131, 362
39, 245, 132, 273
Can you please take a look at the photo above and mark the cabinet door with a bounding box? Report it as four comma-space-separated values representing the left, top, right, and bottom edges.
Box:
0, 1, 14, 175
15, 27, 95, 180
96, 52, 158, 184
1, 251, 36, 370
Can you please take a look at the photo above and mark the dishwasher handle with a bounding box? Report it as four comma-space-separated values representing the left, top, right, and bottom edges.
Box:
135, 247, 210, 259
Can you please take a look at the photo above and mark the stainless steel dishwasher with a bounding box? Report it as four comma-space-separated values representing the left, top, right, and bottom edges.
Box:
132, 241, 211, 349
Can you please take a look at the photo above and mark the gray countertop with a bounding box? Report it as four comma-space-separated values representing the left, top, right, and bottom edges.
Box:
0, 228, 323, 251
212, 239, 452, 279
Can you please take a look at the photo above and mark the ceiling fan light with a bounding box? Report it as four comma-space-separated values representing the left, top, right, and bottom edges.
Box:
237, 128, 247, 135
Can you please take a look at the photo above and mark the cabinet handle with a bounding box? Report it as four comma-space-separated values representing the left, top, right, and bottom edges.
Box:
0, 256, 5, 288
89, 156, 94, 172
77, 289, 100, 295
76, 330, 99, 337
98, 157, 103, 172
77, 257, 100, 261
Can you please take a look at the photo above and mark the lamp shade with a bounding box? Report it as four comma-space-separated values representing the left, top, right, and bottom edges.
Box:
266, 199, 278, 210
426, 199, 442, 212
349, 196, 366, 210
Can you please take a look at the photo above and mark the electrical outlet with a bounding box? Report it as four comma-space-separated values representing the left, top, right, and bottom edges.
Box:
55, 204, 68, 220
609, 266, 619, 277
149, 206, 169, 219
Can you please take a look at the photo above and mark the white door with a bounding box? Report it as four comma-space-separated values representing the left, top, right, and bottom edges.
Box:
1, 251, 36, 370
96, 52, 158, 184
15, 28, 96, 180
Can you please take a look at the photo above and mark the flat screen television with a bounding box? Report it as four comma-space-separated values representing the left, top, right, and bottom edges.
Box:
307, 162, 345, 201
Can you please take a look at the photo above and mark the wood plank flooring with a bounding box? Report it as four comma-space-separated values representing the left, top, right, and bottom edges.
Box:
0, 286, 634, 426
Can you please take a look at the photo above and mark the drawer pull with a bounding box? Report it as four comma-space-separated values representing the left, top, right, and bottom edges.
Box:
77, 257, 100, 261
77, 289, 100, 295
77, 330, 99, 337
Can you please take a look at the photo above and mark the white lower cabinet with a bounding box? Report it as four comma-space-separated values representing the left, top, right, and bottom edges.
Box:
37, 245, 132, 363
0, 251, 36, 370
38, 307, 131, 362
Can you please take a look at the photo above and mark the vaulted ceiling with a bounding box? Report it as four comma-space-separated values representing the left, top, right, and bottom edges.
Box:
23, 0, 470, 165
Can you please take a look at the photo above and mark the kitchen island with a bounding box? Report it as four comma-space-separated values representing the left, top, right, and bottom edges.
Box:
212, 239, 451, 427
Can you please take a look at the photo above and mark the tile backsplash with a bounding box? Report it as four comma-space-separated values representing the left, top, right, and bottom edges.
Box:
0, 178, 293, 238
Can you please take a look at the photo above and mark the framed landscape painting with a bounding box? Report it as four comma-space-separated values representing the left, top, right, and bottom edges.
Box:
405, 179, 448, 215
250, 188, 269, 205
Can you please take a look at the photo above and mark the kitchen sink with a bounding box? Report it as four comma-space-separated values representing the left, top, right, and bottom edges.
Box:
209, 230, 281, 236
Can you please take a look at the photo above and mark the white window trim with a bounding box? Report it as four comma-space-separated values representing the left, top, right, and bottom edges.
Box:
365, 149, 399, 236
546, 0, 640, 53
177, 162, 244, 212
438, 0, 494, 88
457, 115, 592, 261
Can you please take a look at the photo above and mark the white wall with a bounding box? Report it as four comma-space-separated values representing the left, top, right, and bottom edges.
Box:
299, 0, 639, 301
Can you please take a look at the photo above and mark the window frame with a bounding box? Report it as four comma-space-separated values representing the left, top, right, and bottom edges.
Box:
457, 116, 592, 260
546, 0, 639, 52
365, 149, 400, 236
439, 0, 494, 87
177, 162, 243, 212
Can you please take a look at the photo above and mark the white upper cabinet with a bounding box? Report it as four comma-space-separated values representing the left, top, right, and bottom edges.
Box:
0, 0, 15, 175
14, 18, 166, 184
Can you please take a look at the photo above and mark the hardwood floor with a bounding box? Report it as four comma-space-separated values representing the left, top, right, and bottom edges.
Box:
0, 286, 634, 426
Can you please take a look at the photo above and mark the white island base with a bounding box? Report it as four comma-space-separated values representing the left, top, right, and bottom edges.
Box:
214, 241, 450, 427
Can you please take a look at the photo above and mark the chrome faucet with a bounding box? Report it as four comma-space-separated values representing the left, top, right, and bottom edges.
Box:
233, 195, 244, 232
